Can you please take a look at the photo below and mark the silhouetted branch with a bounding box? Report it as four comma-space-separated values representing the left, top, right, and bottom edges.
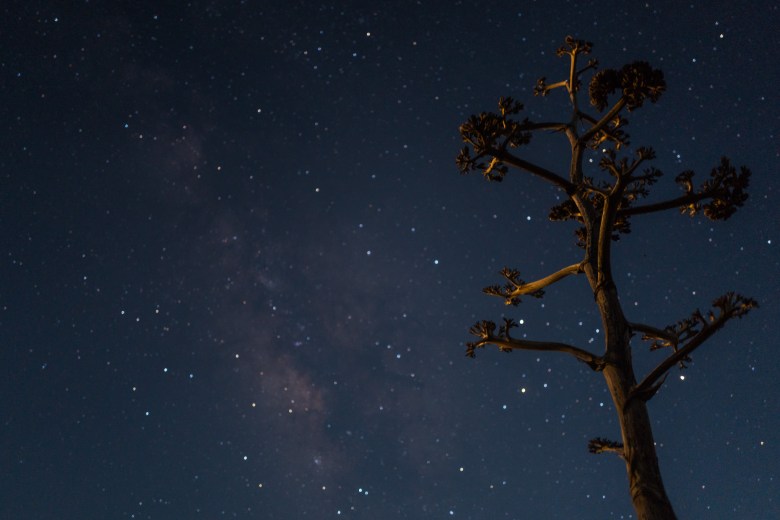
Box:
630, 293, 758, 403
457, 97, 576, 191
493, 149, 576, 192
466, 319, 604, 370
619, 192, 711, 217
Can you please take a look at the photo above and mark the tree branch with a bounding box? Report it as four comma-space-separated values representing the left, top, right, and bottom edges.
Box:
520, 121, 570, 133
579, 96, 627, 146
536, 78, 568, 95
629, 322, 678, 346
577, 111, 630, 150
588, 437, 625, 459
466, 319, 605, 370
618, 191, 712, 217
493, 149, 576, 193
596, 173, 626, 280
619, 158, 751, 220
629, 293, 758, 403
484, 262, 584, 305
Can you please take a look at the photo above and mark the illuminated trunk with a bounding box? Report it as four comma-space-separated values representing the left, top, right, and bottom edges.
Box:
596, 282, 678, 520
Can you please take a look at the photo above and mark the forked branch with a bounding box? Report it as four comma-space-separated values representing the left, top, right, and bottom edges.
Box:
629, 293, 758, 403
456, 96, 576, 191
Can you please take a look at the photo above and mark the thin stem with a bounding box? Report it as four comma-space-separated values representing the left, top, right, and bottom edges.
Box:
596, 174, 627, 283
568, 48, 578, 107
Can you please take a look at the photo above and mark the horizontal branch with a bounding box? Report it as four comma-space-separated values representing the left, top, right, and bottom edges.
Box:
473, 337, 604, 369
620, 158, 750, 220
466, 319, 604, 370
618, 191, 711, 217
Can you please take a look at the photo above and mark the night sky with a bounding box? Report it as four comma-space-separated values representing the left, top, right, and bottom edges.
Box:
3, 2, 779, 519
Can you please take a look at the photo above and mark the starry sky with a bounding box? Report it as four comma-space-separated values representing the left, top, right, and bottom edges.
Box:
2, 2, 779, 519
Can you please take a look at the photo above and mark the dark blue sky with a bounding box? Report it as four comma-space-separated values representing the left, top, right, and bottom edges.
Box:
2, 1, 778, 518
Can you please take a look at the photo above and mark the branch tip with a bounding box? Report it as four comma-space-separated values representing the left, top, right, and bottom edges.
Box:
588, 437, 624, 458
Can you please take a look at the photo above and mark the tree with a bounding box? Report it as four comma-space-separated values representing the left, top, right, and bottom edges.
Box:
456, 36, 756, 520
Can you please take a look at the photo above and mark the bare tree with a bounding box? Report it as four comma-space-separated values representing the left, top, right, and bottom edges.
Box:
456, 36, 756, 520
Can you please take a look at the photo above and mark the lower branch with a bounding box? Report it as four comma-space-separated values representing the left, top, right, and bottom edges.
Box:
629, 293, 757, 403
466, 319, 604, 370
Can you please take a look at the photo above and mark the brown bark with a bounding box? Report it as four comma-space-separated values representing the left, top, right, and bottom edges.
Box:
595, 280, 678, 520
603, 366, 677, 519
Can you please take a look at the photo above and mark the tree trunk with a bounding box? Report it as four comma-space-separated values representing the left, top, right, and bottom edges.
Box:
603, 365, 677, 519
597, 284, 678, 520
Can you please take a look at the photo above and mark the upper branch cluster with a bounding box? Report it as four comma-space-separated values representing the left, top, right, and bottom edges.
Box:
588, 61, 666, 112
535, 36, 597, 97
456, 97, 532, 181
548, 147, 662, 247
